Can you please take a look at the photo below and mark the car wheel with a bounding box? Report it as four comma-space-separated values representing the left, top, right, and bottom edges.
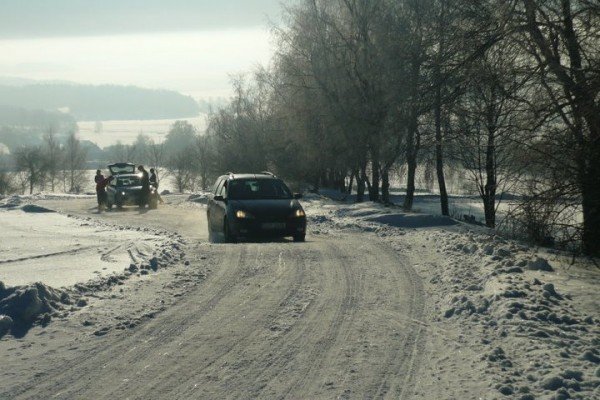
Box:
293, 233, 306, 242
106, 201, 113, 210
149, 198, 158, 209
223, 218, 236, 243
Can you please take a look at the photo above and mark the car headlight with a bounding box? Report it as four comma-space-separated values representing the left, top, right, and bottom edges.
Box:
293, 209, 305, 217
121, 191, 126, 196
235, 210, 253, 219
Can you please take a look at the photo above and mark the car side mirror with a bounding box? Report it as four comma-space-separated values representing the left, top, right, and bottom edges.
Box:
293, 193, 303, 199
214, 195, 225, 202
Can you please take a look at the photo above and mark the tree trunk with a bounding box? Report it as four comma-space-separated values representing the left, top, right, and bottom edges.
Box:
381, 168, 390, 205
369, 148, 380, 202
338, 171, 346, 193
434, 74, 449, 216
581, 132, 600, 256
434, 0, 449, 216
404, 148, 417, 211
356, 163, 367, 203
482, 193, 495, 228
483, 127, 497, 228
404, 118, 420, 211
347, 170, 355, 195
404, 49, 422, 211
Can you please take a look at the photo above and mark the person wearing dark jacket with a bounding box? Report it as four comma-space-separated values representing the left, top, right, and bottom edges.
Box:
95, 171, 113, 211
138, 165, 150, 208
95, 170, 104, 208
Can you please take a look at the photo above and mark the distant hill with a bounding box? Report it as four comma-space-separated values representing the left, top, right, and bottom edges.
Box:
0, 83, 200, 120
0, 105, 76, 128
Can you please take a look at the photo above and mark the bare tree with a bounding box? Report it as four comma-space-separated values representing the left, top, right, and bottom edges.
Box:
63, 133, 87, 193
517, 0, 600, 255
15, 146, 45, 194
42, 128, 63, 192
167, 148, 197, 193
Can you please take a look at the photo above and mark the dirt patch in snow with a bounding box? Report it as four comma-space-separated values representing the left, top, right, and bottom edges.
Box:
20, 204, 56, 213
0, 281, 71, 337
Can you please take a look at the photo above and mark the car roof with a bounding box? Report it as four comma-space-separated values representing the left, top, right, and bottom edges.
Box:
224, 172, 278, 180
108, 162, 135, 168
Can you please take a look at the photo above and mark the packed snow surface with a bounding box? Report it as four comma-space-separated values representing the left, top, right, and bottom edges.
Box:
0, 206, 165, 287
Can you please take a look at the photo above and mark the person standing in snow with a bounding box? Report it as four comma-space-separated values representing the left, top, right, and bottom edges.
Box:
149, 168, 164, 204
138, 165, 150, 208
95, 170, 105, 209
95, 173, 114, 211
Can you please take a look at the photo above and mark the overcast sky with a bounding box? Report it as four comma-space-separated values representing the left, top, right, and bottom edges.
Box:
0, 1, 283, 98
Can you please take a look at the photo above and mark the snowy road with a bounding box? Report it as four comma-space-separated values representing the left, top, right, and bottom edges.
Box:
1, 197, 427, 399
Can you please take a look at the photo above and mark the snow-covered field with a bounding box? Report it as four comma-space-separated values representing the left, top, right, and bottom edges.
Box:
77, 114, 208, 147
0, 207, 166, 287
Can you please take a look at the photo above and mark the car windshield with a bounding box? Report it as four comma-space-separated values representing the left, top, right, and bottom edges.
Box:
109, 164, 135, 175
228, 179, 292, 200
116, 176, 141, 187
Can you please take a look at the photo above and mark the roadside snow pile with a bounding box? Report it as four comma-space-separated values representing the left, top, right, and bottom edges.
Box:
429, 231, 600, 399
0, 209, 188, 338
0, 281, 74, 337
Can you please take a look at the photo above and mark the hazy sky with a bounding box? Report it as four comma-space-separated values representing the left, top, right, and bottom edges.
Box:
0, 1, 283, 98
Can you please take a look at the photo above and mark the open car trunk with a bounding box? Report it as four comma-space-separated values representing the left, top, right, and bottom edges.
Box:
108, 163, 136, 176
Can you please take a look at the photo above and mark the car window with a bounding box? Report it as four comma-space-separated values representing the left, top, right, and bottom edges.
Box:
116, 176, 141, 187
228, 179, 292, 200
213, 177, 224, 194
108, 164, 135, 175
218, 180, 228, 198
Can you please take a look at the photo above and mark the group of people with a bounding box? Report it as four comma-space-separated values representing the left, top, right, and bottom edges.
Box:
95, 165, 163, 211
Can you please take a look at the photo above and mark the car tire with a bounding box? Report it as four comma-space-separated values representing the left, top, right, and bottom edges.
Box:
293, 233, 306, 242
149, 198, 158, 209
106, 201, 113, 210
223, 218, 236, 243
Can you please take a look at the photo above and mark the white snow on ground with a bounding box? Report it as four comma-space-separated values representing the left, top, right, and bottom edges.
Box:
0, 208, 163, 287
0, 195, 187, 338
302, 193, 600, 400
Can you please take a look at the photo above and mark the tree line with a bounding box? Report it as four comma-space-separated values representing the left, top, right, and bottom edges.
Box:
0, 130, 88, 195
198, 0, 599, 256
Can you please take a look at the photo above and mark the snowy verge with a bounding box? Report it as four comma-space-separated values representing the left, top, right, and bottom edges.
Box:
0, 202, 188, 339
302, 196, 600, 399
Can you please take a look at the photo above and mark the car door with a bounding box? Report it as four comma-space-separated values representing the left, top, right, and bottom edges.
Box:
107, 178, 117, 204
212, 180, 228, 232
207, 177, 224, 230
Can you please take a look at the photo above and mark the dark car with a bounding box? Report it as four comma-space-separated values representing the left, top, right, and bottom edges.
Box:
105, 163, 158, 209
207, 173, 306, 242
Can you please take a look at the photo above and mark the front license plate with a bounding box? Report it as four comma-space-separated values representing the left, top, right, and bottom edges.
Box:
262, 222, 285, 230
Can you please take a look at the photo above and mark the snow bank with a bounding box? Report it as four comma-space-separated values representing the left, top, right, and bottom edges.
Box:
431, 231, 599, 399
0, 204, 188, 338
